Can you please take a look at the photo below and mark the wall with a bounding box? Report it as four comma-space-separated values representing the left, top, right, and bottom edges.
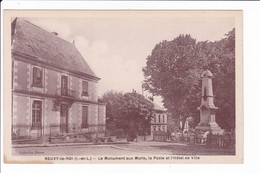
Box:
12, 94, 30, 137
45, 69, 59, 95
13, 58, 99, 104
71, 75, 80, 98
88, 104, 98, 133
13, 59, 30, 91
12, 56, 105, 139
44, 98, 59, 135
79, 79, 98, 102
89, 82, 98, 102
98, 105, 106, 137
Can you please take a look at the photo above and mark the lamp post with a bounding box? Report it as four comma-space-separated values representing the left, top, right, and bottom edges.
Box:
113, 118, 116, 137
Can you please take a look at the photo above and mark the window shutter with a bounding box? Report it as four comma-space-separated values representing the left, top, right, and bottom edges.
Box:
39, 101, 42, 116
39, 69, 43, 85
36, 68, 41, 78
32, 67, 43, 87
163, 115, 165, 123
82, 106, 88, 128
82, 81, 88, 96
33, 67, 37, 84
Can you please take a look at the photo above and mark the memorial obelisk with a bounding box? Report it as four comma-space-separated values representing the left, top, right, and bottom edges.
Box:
196, 70, 224, 135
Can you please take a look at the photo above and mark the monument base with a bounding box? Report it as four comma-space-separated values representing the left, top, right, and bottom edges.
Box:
195, 122, 224, 135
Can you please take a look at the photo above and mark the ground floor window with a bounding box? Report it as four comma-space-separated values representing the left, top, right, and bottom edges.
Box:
162, 126, 165, 132
32, 100, 42, 129
82, 106, 88, 128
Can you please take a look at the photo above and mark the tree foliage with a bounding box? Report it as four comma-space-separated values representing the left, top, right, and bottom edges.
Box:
143, 29, 235, 130
100, 90, 154, 138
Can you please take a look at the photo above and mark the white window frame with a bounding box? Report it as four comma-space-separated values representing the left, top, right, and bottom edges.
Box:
30, 98, 43, 129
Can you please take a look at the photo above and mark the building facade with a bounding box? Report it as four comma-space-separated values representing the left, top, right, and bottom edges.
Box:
11, 18, 106, 143
150, 103, 167, 135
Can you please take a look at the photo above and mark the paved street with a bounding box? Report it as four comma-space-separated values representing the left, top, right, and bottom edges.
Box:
13, 141, 235, 156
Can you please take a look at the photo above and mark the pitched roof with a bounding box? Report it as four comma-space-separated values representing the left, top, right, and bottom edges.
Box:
11, 18, 98, 79
153, 101, 167, 112
145, 97, 167, 112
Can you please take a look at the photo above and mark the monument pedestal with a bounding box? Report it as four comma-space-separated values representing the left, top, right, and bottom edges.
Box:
195, 70, 224, 135
196, 122, 224, 135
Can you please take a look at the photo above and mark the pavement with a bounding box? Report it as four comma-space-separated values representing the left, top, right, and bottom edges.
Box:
12, 141, 235, 155
12, 141, 130, 148
12, 141, 190, 156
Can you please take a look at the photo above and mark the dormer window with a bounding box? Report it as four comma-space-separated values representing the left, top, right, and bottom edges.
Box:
32, 66, 43, 87
82, 81, 89, 96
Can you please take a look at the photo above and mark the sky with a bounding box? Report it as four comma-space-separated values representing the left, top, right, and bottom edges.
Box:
24, 12, 235, 107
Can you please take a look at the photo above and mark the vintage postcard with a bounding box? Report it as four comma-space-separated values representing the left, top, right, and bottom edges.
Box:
3, 10, 243, 164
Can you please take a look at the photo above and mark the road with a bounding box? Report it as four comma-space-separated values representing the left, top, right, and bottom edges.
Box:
13, 141, 235, 156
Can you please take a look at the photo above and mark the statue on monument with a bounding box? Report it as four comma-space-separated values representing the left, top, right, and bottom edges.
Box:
196, 69, 224, 135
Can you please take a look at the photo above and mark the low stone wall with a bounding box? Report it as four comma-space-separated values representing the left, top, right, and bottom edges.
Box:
153, 131, 167, 142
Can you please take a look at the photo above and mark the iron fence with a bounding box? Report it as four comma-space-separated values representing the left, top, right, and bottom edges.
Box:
49, 123, 106, 143
49, 123, 106, 136
170, 132, 235, 148
55, 88, 77, 98
205, 134, 235, 148
12, 124, 43, 144
12, 123, 106, 144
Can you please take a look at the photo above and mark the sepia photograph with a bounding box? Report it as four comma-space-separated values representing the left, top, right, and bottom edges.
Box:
3, 10, 243, 164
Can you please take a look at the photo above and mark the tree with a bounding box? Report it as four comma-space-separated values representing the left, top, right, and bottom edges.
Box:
143, 29, 235, 130
100, 90, 155, 139
100, 91, 125, 130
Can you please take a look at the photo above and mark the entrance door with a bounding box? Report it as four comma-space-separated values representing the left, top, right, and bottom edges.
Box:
61, 75, 68, 96
60, 104, 68, 134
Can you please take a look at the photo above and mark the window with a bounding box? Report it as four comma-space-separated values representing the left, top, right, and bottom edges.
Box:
163, 115, 165, 123
82, 81, 89, 96
158, 114, 161, 123
32, 100, 42, 129
32, 67, 43, 87
61, 75, 68, 96
82, 106, 88, 128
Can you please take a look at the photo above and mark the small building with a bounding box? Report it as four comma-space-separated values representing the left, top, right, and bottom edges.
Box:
11, 18, 106, 143
150, 102, 167, 141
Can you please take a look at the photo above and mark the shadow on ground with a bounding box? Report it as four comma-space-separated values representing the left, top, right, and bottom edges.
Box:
150, 144, 235, 155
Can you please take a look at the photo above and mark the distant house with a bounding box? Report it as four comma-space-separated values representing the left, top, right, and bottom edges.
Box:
11, 18, 106, 143
150, 101, 167, 140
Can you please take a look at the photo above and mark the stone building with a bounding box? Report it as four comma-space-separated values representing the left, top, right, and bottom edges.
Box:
150, 102, 167, 137
11, 18, 106, 143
